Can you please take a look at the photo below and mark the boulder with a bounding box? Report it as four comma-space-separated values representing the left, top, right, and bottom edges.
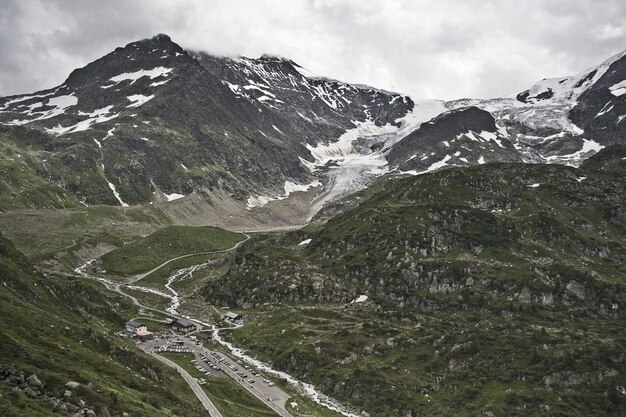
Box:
66, 381, 81, 389
27, 374, 42, 387
66, 403, 80, 413
24, 387, 38, 398
85, 410, 97, 417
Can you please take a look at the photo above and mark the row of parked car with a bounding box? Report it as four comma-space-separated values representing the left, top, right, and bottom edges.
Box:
190, 358, 213, 377
210, 352, 276, 385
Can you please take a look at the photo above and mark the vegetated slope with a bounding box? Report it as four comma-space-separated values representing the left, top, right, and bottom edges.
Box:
201, 149, 626, 417
99, 225, 245, 275
0, 204, 172, 272
0, 232, 209, 417
206, 147, 626, 309
0, 127, 82, 210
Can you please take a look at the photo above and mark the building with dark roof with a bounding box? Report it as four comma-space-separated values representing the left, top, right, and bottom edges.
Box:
169, 318, 195, 331
125, 320, 146, 333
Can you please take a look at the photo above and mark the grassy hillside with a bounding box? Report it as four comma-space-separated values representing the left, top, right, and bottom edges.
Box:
201, 150, 626, 417
0, 205, 172, 270
0, 232, 211, 417
100, 225, 245, 276
0, 129, 82, 211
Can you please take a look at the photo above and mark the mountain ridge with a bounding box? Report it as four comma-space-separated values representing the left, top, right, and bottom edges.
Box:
0, 34, 624, 228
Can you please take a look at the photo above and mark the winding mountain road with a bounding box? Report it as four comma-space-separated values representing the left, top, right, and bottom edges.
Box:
74, 228, 359, 417
146, 350, 224, 417
130, 232, 251, 282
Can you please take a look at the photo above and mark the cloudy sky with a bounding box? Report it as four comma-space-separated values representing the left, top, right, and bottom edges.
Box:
1, 0, 625, 100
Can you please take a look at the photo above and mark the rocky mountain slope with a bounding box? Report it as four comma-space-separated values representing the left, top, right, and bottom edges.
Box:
0, 34, 625, 226
204, 146, 626, 309
199, 147, 626, 417
0, 34, 410, 221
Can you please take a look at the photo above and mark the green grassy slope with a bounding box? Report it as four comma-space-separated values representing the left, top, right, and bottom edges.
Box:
100, 225, 245, 276
0, 129, 82, 211
201, 149, 626, 417
0, 204, 172, 269
0, 232, 210, 417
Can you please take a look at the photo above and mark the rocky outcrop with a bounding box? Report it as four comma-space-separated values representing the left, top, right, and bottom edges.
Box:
0, 368, 112, 417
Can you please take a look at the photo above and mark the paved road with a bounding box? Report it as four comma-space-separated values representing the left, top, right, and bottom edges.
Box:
129, 232, 251, 282
191, 342, 292, 417
145, 349, 223, 417
143, 336, 294, 417
74, 231, 299, 417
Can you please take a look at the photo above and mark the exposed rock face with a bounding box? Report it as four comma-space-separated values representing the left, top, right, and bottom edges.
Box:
26, 374, 42, 387
202, 155, 626, 317
569, 52, 626, 145
0, 35, 624, 222
388, 106, 521, 172
0, 34, 411, 210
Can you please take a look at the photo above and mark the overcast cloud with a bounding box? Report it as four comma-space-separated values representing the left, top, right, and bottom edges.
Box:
1, 0, 625, 100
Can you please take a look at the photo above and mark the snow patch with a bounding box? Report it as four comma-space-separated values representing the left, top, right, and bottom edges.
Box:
108, 66, 173, 85
46, 105, 119, 135
6, 93, 78, 125
150, 79, 170, 87
246, 180, 321, 209
595, 102, 614, 118
165, 193, 185, 201
127, 94, 155, 108
425, 154, 452, 172
609, 80, 626, 96
298, 239, 312, 246
527, 183, 541, 188
351, 295, 368, 303
545, 138, 604, 165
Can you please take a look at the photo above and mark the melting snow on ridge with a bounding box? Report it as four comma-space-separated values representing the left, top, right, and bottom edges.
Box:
127, 94, 155, 107
46, 105, 119, 135
610, 80, 626, 97
108, 66, 173, 85
0, 90, 58, 110
400, 154, 453, 176
298, 238, 312, 246
351, 295, 368, 303
246, 179, 321, 209
426, 154, 452, 172
545, 138, 604, 165
6, 93, 78, 125
93, 135, 128, 207
165, 193, 185, 201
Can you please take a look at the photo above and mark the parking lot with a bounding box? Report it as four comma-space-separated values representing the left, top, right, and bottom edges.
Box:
142, 333, 293, 417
